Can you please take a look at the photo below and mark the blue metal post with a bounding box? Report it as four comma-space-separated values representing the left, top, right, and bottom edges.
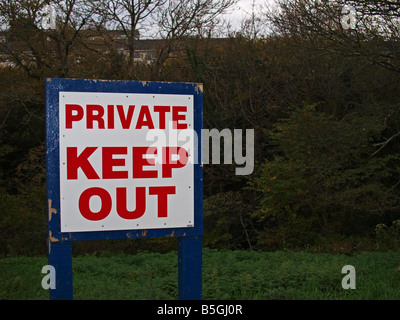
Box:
178, 236, 202, 300
48, 240, 73, 300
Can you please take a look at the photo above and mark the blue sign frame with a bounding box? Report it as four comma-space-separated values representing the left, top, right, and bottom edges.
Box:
46, 78, 203, 300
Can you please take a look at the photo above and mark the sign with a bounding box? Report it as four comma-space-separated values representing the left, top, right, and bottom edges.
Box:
46, 78, 203, 300
59, 92, 194, 232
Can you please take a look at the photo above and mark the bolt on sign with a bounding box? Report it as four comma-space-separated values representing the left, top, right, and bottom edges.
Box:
46, 79, 203, 300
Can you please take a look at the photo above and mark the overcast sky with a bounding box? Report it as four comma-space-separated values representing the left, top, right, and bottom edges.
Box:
225, 0, 261, 26
142, 0, 276, 38
222, 0, 275, 32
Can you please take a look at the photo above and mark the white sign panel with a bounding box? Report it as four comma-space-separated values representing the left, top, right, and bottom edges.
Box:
59, 92, 194, 232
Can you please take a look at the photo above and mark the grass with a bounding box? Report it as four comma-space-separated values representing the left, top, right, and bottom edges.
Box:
1, 249, 400, 300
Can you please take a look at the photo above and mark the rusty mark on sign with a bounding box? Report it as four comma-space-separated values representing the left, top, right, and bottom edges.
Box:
195, 83, 203, 94
48, 199, 57, 222
49, 231, 59, 243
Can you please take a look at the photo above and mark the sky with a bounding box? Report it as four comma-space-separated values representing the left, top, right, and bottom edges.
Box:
225, 0, 261, 26
222, 0, 275, 32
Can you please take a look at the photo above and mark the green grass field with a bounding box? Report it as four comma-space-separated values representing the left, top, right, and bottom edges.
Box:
1, 249, 399, 300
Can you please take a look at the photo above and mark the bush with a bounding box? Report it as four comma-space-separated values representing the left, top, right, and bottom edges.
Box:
250, 105, 400, 250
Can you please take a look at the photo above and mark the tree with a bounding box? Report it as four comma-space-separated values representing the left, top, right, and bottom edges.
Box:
267, 0, 400, 167
0, 0, 98, 78
250, 105, 400, 249
268, 0, 400, 73
93, 0, 166, 78
154, 0, 235, 74
91, 0, 235, 79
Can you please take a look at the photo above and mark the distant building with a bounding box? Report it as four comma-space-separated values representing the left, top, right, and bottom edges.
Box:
0, 28, 230, 69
